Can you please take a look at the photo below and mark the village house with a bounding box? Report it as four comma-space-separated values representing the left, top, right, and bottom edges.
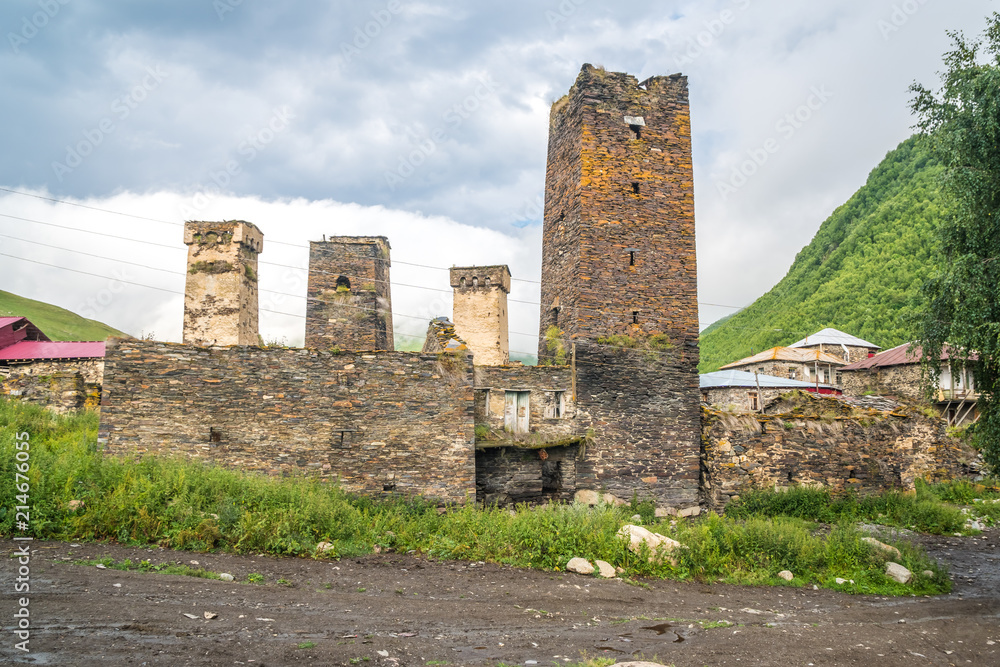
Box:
700, 368, 840, 412
0, 316, 106, 411
787, 327, 881, 365
840, 342, 979, 426
719, 346, 847, 388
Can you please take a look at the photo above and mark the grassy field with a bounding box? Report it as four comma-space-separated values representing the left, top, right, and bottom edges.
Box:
3, 398, 997, 597
0, 289, 126, 341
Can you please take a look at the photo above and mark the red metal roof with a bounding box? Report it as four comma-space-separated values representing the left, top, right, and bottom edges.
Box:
0, 317, 51, 349
0, 340, 105, 361
840, 342, 972, 371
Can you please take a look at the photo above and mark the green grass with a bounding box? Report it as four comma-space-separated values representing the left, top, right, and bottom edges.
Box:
725, 484, 969, 535
0, 398, 955, 596
0, 289, 126, 341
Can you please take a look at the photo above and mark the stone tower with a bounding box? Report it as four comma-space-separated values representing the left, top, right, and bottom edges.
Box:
305, 236, 394, 351
536, 65, 701, 509
183, 220, 263, 346
537, 64, 698, 356
449, 265, 511, 366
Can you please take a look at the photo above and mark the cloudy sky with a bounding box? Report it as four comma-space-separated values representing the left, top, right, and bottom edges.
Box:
0, 0, 993, 357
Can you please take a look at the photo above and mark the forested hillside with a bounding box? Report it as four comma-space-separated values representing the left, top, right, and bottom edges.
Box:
699, 136, 950, 372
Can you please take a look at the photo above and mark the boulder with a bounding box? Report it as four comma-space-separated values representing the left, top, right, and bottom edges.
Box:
315, 541, 337, 555
574, 490, 601, 505
594, 560, 617, 579
219, 573, 235, 582
777, 570, 793, 581
654, 507, 677, 518
630, 514, 643, 523
862, 537, 901, 559
566, 557, 595, 575
617, 524, 681, 565
885, 562, 912, 584
603, 493, 627, 507
677, 506, 701, 518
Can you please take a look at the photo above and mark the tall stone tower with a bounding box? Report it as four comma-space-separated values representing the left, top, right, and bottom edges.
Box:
449, 265, 511, 366
538, 64, 698, 356
183, 220, 263, 346
537, 65, 701, 509
305, 236, 394, 351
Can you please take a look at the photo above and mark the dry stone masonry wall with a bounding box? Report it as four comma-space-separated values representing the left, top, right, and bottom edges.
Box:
99, 339, 475, 503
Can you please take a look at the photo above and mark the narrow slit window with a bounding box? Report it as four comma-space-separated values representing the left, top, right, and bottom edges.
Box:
632, 311, 639, 324
629, 251, 635, 266
629, 124, 642, 140
631, 182, 640, 195
209, 427, 222, 443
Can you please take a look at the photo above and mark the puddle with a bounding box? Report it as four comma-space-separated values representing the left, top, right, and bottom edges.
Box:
641, 623, 686, 642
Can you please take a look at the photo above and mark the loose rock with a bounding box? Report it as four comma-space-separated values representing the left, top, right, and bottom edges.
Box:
574, 490, 601, 505
594, 560, 617, 578
617, 525, 681, 565
219, 573, 235, 582
862, 537, 902, 559
204, 611, 218, 620
654, 507, 677, 518
315, 542, 336, 555
566, 558, 595, 575
885, 562, 912, 584
777, 570, 793, 581
677, 506, 701, 518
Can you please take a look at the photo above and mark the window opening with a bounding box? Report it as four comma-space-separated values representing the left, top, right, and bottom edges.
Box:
209, 427, 222, 443
472, 276, 479, 288
632, 311, 639, 325
460, 276, 466, 288
629, 124, 642, 140
629, 251, 635, 266
484, 276, 490, 288
336, 275, 351, 291
748, 392, 760, 411
631, 182, 640, 195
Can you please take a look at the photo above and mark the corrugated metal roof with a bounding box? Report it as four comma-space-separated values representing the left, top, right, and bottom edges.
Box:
0, 317, 24, 328
839, 342, 972, 371
788, 328, 881, 350
720, 346, 846, 370
0, 341, 105, 361
700, 369, 835, 390
0, 316, 51, 349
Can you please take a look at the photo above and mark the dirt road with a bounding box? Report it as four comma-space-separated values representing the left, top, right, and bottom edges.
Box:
2, 530, 998, 666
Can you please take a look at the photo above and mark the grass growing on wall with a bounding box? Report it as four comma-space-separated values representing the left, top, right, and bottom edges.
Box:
0, 399, 969, 596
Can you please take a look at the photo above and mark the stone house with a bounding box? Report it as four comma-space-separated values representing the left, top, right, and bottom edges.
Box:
840, 342, 979, 426
0, 316, 106, 411
787, 327, 881, 365
719, 346, 847, 387
700, 369, 840, 412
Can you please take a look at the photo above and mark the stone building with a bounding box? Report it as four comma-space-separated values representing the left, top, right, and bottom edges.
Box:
700, 369, 839, 412
183, 221, 263, 346
450, 265, 510, 366
840, 342, 979, 426
305, 236, 394, 351
720, 346, 847, 387
0, 316, 106, 411
787, 328, 881, 365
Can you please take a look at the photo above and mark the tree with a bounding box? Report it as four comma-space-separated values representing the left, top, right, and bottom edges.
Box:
910, 13, 1000, 470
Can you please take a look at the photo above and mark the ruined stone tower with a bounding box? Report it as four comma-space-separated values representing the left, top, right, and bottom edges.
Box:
537, 65, 701, 508
538, 64, 698, 356
183, 220, 263, 346
449, 265, 511, 366
305, 236, 394, 351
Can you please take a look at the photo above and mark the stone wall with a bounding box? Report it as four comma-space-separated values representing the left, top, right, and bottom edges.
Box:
701, 398, 977, 511
305, 237, 393, 351
99, 339, 475, 503
841, 364, 924, 400
0, 370, 96, 412
476, 444, 578, 505
574, 342, 701, 508
0, 359, 103, 385
538, 65, 697, 358
450, 265, 510, 366
703, 386, 787, 412
183, 221, 263, 346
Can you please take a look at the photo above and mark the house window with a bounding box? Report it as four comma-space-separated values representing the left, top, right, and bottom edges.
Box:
748, 392, 759, 411
788, 370, 796, 380
835, 371, 843, 386
545, 390, 566, 419
504, 391, 530, 435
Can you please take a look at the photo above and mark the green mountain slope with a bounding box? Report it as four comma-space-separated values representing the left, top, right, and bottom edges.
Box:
699, 136, 950, 372
0, 290, 127, 341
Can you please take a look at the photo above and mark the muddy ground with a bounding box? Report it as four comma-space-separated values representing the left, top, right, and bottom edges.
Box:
1, 529, 998, 667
